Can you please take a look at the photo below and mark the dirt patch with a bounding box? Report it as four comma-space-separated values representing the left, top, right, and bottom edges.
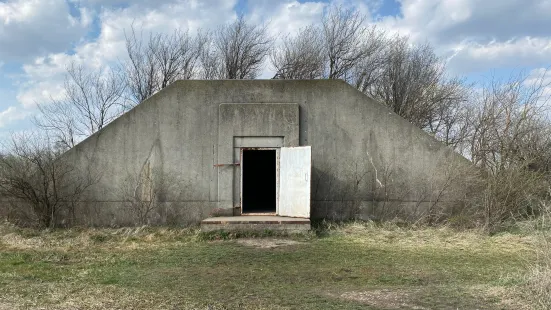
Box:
236, 238, 303, 248
337, 289, 428, 310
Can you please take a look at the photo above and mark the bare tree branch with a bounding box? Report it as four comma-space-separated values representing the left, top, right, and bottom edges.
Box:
271, 26, 325, 79
468, 70, 551, 173
0, 132, 99, 227
123, 26, 203, 103
361, 37, 469, 143
214, 16, 272, 79
34, 62, 126, 149
322, 6, 371, 80
197, 31, 223, 80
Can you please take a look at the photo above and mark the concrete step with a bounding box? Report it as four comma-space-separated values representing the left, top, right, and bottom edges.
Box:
201, 216, 310, 233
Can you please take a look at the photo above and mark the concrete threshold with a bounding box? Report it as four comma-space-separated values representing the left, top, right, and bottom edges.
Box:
201, 216, 311, 233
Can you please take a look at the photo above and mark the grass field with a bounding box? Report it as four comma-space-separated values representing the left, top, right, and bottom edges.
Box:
0, 221, 541, 309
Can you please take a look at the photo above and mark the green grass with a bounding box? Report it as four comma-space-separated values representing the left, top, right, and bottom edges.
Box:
0, 222, 538, 309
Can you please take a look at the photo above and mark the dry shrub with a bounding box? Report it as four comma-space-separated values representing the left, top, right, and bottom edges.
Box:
525, 202, 551, 309
527, 264, 551, 309
1, 201, 40, 228
442, 165, 551, 233
0, 132, 98, 228
476, 168, 549, 232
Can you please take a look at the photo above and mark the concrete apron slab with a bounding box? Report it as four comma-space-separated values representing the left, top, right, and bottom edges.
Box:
201, 216, 310, 233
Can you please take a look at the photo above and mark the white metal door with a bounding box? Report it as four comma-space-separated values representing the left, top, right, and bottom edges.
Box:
278, 146, 311, 218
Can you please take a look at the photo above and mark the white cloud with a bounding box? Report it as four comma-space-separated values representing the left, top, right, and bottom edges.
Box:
526, 67, 551, 85
247, 0, 382, 39
248, 1, 326, 38
17, 79, 66, 109
11, 0, 551, 112
525, 67, 551, 107
376, 0, 551, 76
247, 0, 327, 78
0, 106, 29, 127
0, 0, 92, 62
16, 0, 238, 108
447, 37, 551, 75
16, 53, 73, 108
74, 0, 178, 7
380, 0, 551, 43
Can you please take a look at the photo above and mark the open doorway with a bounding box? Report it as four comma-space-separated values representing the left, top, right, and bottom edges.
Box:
241, 149, 277, 214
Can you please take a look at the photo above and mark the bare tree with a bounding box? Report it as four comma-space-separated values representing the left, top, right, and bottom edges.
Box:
363, 37, 468, 135
271, 6, 386, 82
454, 71, 551, 231
270, 7, 467, 143
428, 94, 472, 150
0, 132, 98, 228
271, 26, 325, 79
34, 63, 126, 150
197, 31, 223, 80
349, 26, 387, 91
214, 16, 272, 79
322, 6, 375, 80
468, 71, 551, 173
123, 27, 156, 104
269, 6, 466, 143
151, 29, 201, 87
123, 26, 203, 104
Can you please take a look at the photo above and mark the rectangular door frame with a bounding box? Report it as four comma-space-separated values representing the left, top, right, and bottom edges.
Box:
240, 147, 280, 216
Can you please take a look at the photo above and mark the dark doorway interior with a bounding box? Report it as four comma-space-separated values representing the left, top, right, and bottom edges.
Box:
242, 150, 276, 214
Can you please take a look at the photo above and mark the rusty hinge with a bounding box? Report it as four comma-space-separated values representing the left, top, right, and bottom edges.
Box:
213, 163, 240, 167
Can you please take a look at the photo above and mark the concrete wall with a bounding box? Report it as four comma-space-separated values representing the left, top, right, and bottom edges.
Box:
61, 80, 474, 226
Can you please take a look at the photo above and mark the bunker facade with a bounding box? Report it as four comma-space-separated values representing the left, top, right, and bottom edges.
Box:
63, 80, 472, 226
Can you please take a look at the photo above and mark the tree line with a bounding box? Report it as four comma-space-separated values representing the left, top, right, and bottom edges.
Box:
36, 7, 473, 151
0, 6, 550, 230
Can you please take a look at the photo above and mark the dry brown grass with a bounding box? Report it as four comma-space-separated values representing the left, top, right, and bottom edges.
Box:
0, 220, 542, 309
524, 216, 551, 309
333, 220, 537, 254
0, 222, 200, 251
526, 264, 551, 309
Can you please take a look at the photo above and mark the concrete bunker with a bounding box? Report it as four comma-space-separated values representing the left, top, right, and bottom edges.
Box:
59, 80, 473, 229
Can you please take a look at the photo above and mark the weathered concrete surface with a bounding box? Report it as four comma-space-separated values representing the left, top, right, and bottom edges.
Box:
201, 216, 311, 233
60, 80, 474, 226
218, 103, 299, 214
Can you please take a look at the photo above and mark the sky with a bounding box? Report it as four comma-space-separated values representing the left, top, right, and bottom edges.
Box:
0, 0, 550, 135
